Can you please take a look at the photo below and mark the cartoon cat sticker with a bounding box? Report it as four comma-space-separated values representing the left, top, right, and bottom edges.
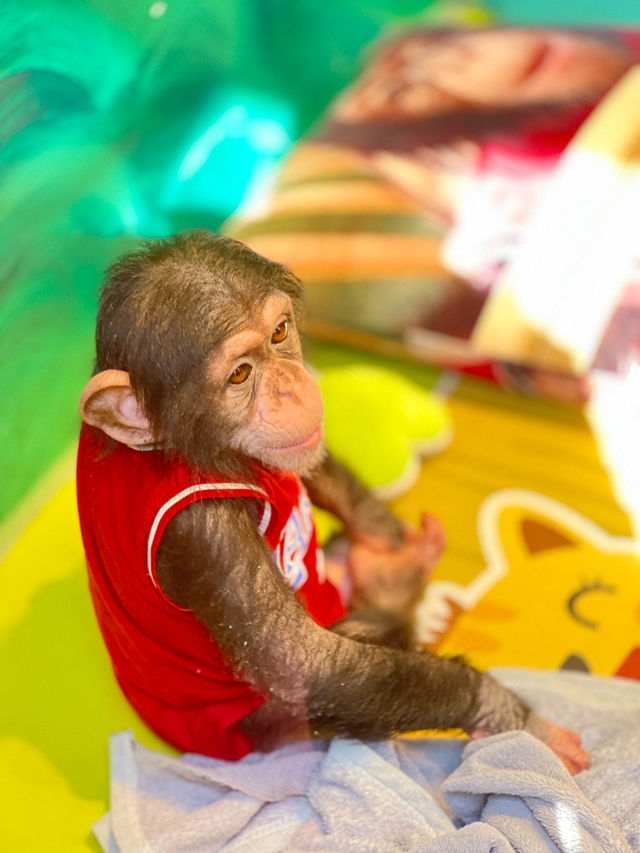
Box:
417, 489, 640, 679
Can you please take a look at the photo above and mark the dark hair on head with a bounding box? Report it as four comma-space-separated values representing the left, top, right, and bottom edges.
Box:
94, 230, 304, 468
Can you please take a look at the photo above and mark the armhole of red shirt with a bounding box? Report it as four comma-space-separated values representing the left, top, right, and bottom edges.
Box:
147, 482, 272, 611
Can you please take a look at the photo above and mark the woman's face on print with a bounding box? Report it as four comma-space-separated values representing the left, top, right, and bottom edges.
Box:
334, 28, 631, 123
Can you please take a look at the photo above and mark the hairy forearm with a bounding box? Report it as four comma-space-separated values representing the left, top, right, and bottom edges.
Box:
303, 623, 531, 738
307, 638, 478, 737
245, 628, 528, 742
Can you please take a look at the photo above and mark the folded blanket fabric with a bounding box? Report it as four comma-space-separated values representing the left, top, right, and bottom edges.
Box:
95, 668, 640, 853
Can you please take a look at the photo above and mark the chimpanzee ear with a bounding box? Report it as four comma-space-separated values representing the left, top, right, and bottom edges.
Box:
79, 369, 156, 446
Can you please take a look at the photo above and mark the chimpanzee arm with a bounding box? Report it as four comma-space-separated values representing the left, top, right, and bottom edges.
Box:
155, 497, 528, 743
302, 452, 406, 546
303, 452, 444, 616
157, 497, 591, 773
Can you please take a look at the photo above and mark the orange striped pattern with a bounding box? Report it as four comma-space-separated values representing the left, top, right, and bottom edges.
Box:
242, 231, 445, 280
227, 142, 446, 290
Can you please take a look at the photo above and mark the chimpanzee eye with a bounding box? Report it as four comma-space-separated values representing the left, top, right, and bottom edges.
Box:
229, 363, 253, 385
271, 320, 288, 344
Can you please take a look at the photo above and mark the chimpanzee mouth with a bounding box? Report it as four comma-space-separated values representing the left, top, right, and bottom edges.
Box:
273, 427, 323, 452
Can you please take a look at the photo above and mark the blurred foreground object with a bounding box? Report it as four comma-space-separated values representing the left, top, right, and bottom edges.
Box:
473, 66, 640, 379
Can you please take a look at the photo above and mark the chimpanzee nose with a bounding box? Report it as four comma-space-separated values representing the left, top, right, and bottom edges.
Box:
271, 359, 306, 399
257, 358, 324, 436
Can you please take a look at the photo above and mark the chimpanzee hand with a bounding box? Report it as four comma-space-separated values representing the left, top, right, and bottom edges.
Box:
348, 512, 446, 613
526, 712, 591, 775
470, 710, 590, 776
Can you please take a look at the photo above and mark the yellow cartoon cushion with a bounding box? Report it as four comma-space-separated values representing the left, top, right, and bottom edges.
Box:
419, 490, 640, 678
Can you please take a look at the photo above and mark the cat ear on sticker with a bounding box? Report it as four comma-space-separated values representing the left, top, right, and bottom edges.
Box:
519, 517, 576, 555
79, 369, 155, 446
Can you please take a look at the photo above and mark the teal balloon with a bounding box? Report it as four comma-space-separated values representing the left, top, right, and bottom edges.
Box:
159, 89, 294, 223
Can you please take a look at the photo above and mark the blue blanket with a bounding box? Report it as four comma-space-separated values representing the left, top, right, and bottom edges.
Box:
94, 668, 640, 852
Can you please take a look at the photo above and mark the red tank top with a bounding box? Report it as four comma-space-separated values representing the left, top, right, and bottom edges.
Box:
76, 425, 346, 760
